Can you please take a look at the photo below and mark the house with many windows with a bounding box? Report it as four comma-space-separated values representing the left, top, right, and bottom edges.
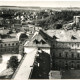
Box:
45, 29, 80, 70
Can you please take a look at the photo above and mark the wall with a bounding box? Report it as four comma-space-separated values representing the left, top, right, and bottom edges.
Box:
24, 47, 37, 53
0, 41, 19, 54
52, 42, 80, 70
40, 47, 50, 55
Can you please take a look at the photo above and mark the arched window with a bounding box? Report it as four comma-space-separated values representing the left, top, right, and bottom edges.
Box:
8, 44, 10, 46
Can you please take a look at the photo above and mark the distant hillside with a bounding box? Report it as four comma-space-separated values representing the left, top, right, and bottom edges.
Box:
0, 6, 80, 11
41, 7, 80, 11
0, 6, 41, 11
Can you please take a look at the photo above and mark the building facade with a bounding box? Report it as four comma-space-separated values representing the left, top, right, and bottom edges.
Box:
45, 29, 80, 70
52, 42, 80, 70
0, 40, 19, 54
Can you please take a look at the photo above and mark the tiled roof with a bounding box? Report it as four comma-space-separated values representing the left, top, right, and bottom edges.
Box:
45, 30, 80, 42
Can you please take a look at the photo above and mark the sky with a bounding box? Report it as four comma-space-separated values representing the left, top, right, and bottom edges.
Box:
0, 1, 80, 7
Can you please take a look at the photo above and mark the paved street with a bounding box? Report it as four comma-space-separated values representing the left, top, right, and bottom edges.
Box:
13, 48, 37, 80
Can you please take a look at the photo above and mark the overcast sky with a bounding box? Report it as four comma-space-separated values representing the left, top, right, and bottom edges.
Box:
0, 1, 80, 7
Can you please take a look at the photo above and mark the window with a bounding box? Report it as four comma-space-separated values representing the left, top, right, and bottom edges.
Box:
1, 49, 3, 52
8, 48, 10, 51
71, 53, 74, 58
71, 64, 74, 68
12, 43, 14, 46
71, 35, 77, 40
1, 44, 2, 47
65, 52, 68, 58
77, 53, 79, 58
71, 61, 74, 68
77, 64, 80, 68
72, 44, 74, 47
59, 53, 61, 57
77, 44, 79, 47
5, 49, 6, 51
16, 43, 18, 45
33, 39, 39, 44
59, 61, 62, 66
5, 44, 6, 46
8, 44, 10, 46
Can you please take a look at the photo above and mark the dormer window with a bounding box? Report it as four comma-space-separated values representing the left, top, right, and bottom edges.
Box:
53, 35, 58, 39
40, 39, 46, 44
71, 35, 77, 40
33, 39, 39, 44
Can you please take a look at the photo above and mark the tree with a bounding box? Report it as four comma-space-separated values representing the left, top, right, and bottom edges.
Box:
7, 56, 19, 71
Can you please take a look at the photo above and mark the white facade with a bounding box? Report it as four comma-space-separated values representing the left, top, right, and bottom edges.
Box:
24, 47, 37, 54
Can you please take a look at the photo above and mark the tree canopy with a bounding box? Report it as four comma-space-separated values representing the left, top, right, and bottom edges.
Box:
7, 56, 19, 71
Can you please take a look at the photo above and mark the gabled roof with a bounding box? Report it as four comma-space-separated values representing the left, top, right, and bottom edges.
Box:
24, 31, 50, 48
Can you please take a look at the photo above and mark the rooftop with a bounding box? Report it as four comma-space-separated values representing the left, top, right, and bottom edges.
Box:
0, 33, 18, 42
2, 38, 18, 42
45, 30, 80, 42
24, 31, 50, 48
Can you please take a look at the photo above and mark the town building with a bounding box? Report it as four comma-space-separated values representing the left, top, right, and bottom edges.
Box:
45, 29, 80, 70
24, 31, 51, 54
0, 34, 19, 54
24, 25, 80, 71
0, 30, 28, 54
